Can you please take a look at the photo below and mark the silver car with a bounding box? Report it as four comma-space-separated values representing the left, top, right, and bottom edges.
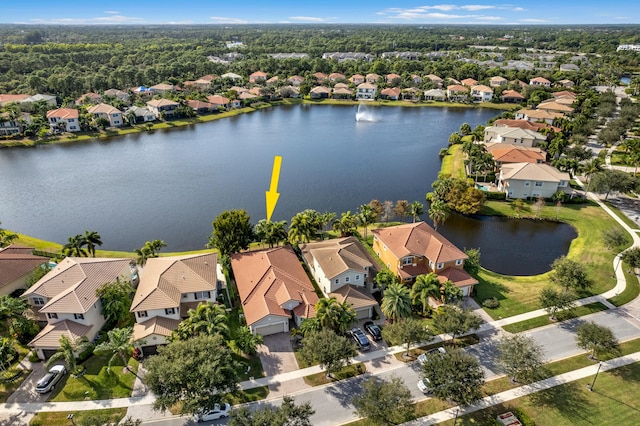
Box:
35, 365, 66, 393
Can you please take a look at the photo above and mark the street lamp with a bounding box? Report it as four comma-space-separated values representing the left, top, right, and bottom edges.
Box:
586, 361, 603, 392
453, 407, 460, 425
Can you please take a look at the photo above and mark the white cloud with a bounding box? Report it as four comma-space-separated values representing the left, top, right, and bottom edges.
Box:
104, 11, 120, 15
209, 16, 248, 24
29, 14, 146, 25
513, 7, 526, 12
461, 5, 496, 11
519, 18, 549, 23
289, 16, 336, 22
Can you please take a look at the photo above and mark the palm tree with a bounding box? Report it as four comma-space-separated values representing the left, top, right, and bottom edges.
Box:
0, 337, 17, 372
94, 327, 144, 374
299, 317, 322, 337
0, 222, 18, 248
428, 199, 450, 230
234, 326, 264, 355
288, 210, 320, 243
82, 230, 103, 257
315, 297, 343, 332
381, 283, 412, 322
47, 335, 92, 374
357, 204, 377, 241
333, 211, 357, 237
441, 280, 463, 303
411, 273, 441, 314
409, 201, 424, 223
319, 212, 336, 234
173, 302, 229, 341
255, 219, 288, 248
134, 246, 152, 266
582, 157, 604, 193
0, 296, 28, 333
147, 239, 167, 256
62, 234, 87, 257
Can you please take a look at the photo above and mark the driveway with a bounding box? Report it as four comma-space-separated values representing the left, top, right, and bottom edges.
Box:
6, 360, 53, 404
257, 333, 299, 376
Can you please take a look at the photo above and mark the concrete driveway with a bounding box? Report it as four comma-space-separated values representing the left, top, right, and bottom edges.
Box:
257, 333, 299, 376
6, 360, 54, 404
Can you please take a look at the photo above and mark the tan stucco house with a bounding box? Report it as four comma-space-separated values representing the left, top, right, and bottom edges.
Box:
497, 162, 570, 199
0, 245, 48, 296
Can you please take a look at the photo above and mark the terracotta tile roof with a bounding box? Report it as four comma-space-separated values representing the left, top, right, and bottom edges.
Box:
231, 246, 318, 327
487, 145, 547, 164
23, 257, 134, 314
197, 74, 218, 82
239, 92, 259, 100
186, 100, 214, 109
150, 83, 176, 91
250, 71, 268, 78
130, 253, 217, 312
132, 316, 180, 341
386, 73, 401, 82
329, 73, 346, 80
310, 86, 331, 94
329, 285, 377, 311
381, 87, 401, 97
299, 237, 377, 280
471, 84, 492, 93
493, 119, 560, 133
500, 162, 570, 182
288, 75, 305, 83
447, 85, 467, 93
365, 73, 381, 82
46, 108, 78, 119
517, 109, 564, 120
426, 74, 443, 82
0, 94, 30, 105
553, 90, 576, 99
357, 83, 377, 90
313, 72, 328, 81
29, 319, 93, 348
87, 103, 121, 115
332, 87, 353, 95
530, 77, 551, 85
501, 90, 524, 99
536, 100, 574, 113
371, 222, 467, 265
436, 267, 478, 288
207, 95, 230, 105
0, 245, 48, 289
461, 78, 478, 86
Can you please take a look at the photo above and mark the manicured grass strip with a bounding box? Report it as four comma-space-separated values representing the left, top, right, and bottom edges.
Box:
502, 302, 610, 333
227, 386, 270, 404
608, 264, 640, 306
50, 356, 138, 402
303, 362, 366, 386
0, 369, 30, 403
440, 144, 466, 180
393, 336, 479, 363
30, 408, 128, 426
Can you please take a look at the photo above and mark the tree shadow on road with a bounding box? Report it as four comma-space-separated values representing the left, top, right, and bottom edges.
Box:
323, 374, 368, 408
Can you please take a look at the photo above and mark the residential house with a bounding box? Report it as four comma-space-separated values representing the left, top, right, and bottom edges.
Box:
207, 95, 230, 109
329, 72, 346, 82
75, 92, 102, 105
424, 89, 446, 101
0, 112, 28, 136
146, 99, 179, 119
279, 86, 300, 98
310, 86, 331, 99
559, 79, 575, 88
484, 126, 547, 148
231, 246, 318, 336
446, 85, 468, 102
380, 87, 401, 100
23, 257, 138, 359
529, 77, 552, 87
493, 119, 560, 134
332, 86, 353, 99
489, 76, 508, 87
365, 73, 381, 84
130, 253, 218, 354
349, 74, 365, 85
0, 245, 48, 296
87, 103, 124, 127
411, 74, 423, 85
238, 92, 259, 102
536, 100, 574, 114
485, 143, 547, 167
0, 94, 30, 107
356, 83, 377, 101
371, 222, 478, 296
131, 86, 155, 96
46, 108, 80, 132
266, 76, 279, 86
470, 85, 493, 102
126, 106, 155, 123
249, 71, 268, 83
461, 78, 478, 87
288, 75, 305, 86
22, 94, 57, 107
386, 73, 402, 84
184, 75, 217, 91
515, 108, 564, 125
103, 89, 130, 103
150, 83, 177, 93
553, 95, 576, 106
425, 74, 443, 87
559, 64, 579, 72
501, 90, 525, 103
553, 91, 576, 100
510, 79, 528, 89
221, 72, 243, 81
313, 72, 328, 83
402, 87, 420, 101
497, 162, 570, 199
186, 100, 214, 114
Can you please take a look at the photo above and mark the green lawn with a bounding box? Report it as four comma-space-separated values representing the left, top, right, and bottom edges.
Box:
303, 362, 366, 386
502, 302, 610, 333
475, 200, 628, 319
30, 408, 128, 426
440, 144, 467, 179
50, 355, 138, 402
609, 263, 640, 306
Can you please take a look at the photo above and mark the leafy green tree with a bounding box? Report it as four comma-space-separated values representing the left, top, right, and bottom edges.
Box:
601, 228, 627, 251
82, 230, 103, 257
381, 318, 433, 356
207, 210, 254, 258
299, 329, 357, 378
441, 280, 463, 304
550, 256, 593, 293
352, 375, 414, 425
298, 317, 322, 337
497, 334, 545, 383
315, 297, 356, 334
63, 234, 88, 257
374, 269, 398, 291
448, 133, 462, 145
0, 337, 17, 371
254, 219, 288, 248
145, 334, 240, 415
381, 283, 412, 322
463, 248, 481, 276
590, 169, 634, 200
94, 327, 144, 374
576, 321, 620, 360
394, 200, 410, 220
96, 280, 134, 324
539, 286, 575, 320
428, 199, 450, 230
172, 302, 229, 341
47, 335, 93, 374
0, 222, 18, 248
620, 247, 640, 270
409, 201, 424, 223
229, 395, 314, 426
234, 326, 264, 356
368, 200, 383, 221
420, 348, 484, 406
433, 305, 483, 343
288, 209, 321, 244
333, 211, 357, 237
411, 273, 440, 314
0, 295, 28, 332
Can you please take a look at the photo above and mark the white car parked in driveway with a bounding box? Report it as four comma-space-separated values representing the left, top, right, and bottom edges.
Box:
35, 365, 66, 393
193, 403, 231, 422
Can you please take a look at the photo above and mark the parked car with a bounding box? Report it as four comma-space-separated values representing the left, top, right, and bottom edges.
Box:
193, 403, 231, 422
35, 365, 66, 393
350, 327, 370, 351
417, 347, 446, 364
417, 377, 434, 394
363, 321, 382, 341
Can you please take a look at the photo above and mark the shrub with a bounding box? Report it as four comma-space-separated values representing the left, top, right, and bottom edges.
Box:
482, 297, 500, 309
28, 352, 41, 363
485, 191, 506, 200
77, 343, 95, 364
512, 407, 536, 426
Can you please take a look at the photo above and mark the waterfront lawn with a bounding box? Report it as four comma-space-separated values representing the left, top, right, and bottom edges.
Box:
30, 408, 128, 426
440, 144, 466, 180
501, 302, 610, 333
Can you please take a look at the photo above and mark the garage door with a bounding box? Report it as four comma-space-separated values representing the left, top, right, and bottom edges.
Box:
356, 308, 371, 320
254, 322, 286, 336
42, 349, 57, 359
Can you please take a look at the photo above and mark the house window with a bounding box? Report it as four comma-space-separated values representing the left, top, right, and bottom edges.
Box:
437, 263, 444, 270
456, 259, 463, 266
355, 274, 360, 281
73, 313, 84, 320
345, 276, 350, 283
47, 313, 58, 320
165, 307, 176, 315
137, 311, 148, 318
429, 261, 434, 269
402, 257, 412, 265
335, 279, 339, 284
535, 181, 543, 187
33, 297, 45, 306
524, 182, 530, 186
383, 244, 387, 251
194, 291, 211, 300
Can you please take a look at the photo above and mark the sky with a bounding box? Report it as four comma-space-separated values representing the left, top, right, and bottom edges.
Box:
2, 1, 639, 26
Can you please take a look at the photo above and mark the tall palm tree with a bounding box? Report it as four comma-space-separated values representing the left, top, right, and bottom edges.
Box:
315, 297, 343, 332
582, 157, 604, 193
333, 211, 357, 237
134, 246, 152, 266
441, 280, 463, 303
234, 326, 264, 356
0, 222, 18, 248
82, 230, 103, 257
299, 317, 322, 337
428, 199, 451, 230
288, 210, 320, 243
411, 273, 441, 314
47, 335, 92, 374
173, 302, 229, 341
0, 296, 28, 333
0, 337, 17, 372
94, 327, 144, 374
409, 201, 424, 223
255, 219, 288, 248
381, 283, 412, 322
62, 234, 87, 257
357, 204, 377, 241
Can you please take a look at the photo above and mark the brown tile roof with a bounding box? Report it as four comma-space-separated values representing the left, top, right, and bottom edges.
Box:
0, 245, 48, 289
501, 90, 524, 99
130, 253, 217, 312
436, 267, 478, 288
231, 246, 318, 327
530, 77, 551, 85
461, 78, 478, 86
386, 73, 401, 82
329, 285, 377, 311
487, 145, 547, 164
381, 87, 401, 97
371, 222, 467, 265
313, 72, 328, 81
536, 100, 574, 113
500, 162, 570, 182
329, 73, 346, 80
23, 257, 134, 314
186, 100, 214, 109
447, 85, 467, 93
146, 99, 179, 108
299, 237, 376, 280
132, 316, 180, 341
250, 71, 268, 78
493, 119, 560, 133
87, 103, 121, 115
46, 108, 79, 119
29, 319, 93, 348
0, 94, 30, 105
553, 90, 576, 99
207, 95, 230, 105
150, 83, 176, 91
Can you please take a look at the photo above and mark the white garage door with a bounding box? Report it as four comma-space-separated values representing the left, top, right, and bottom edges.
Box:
356, 307, 371, 320
254, 322, 286, 336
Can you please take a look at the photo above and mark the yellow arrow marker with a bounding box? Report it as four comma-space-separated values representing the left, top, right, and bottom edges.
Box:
265, 155, 282, 222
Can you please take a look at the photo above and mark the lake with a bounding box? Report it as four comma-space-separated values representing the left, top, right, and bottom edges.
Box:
0, 104, 575, 275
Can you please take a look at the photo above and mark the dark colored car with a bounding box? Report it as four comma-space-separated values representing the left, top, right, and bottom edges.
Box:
350, 327, 370, 351
363, 321, 382, 341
